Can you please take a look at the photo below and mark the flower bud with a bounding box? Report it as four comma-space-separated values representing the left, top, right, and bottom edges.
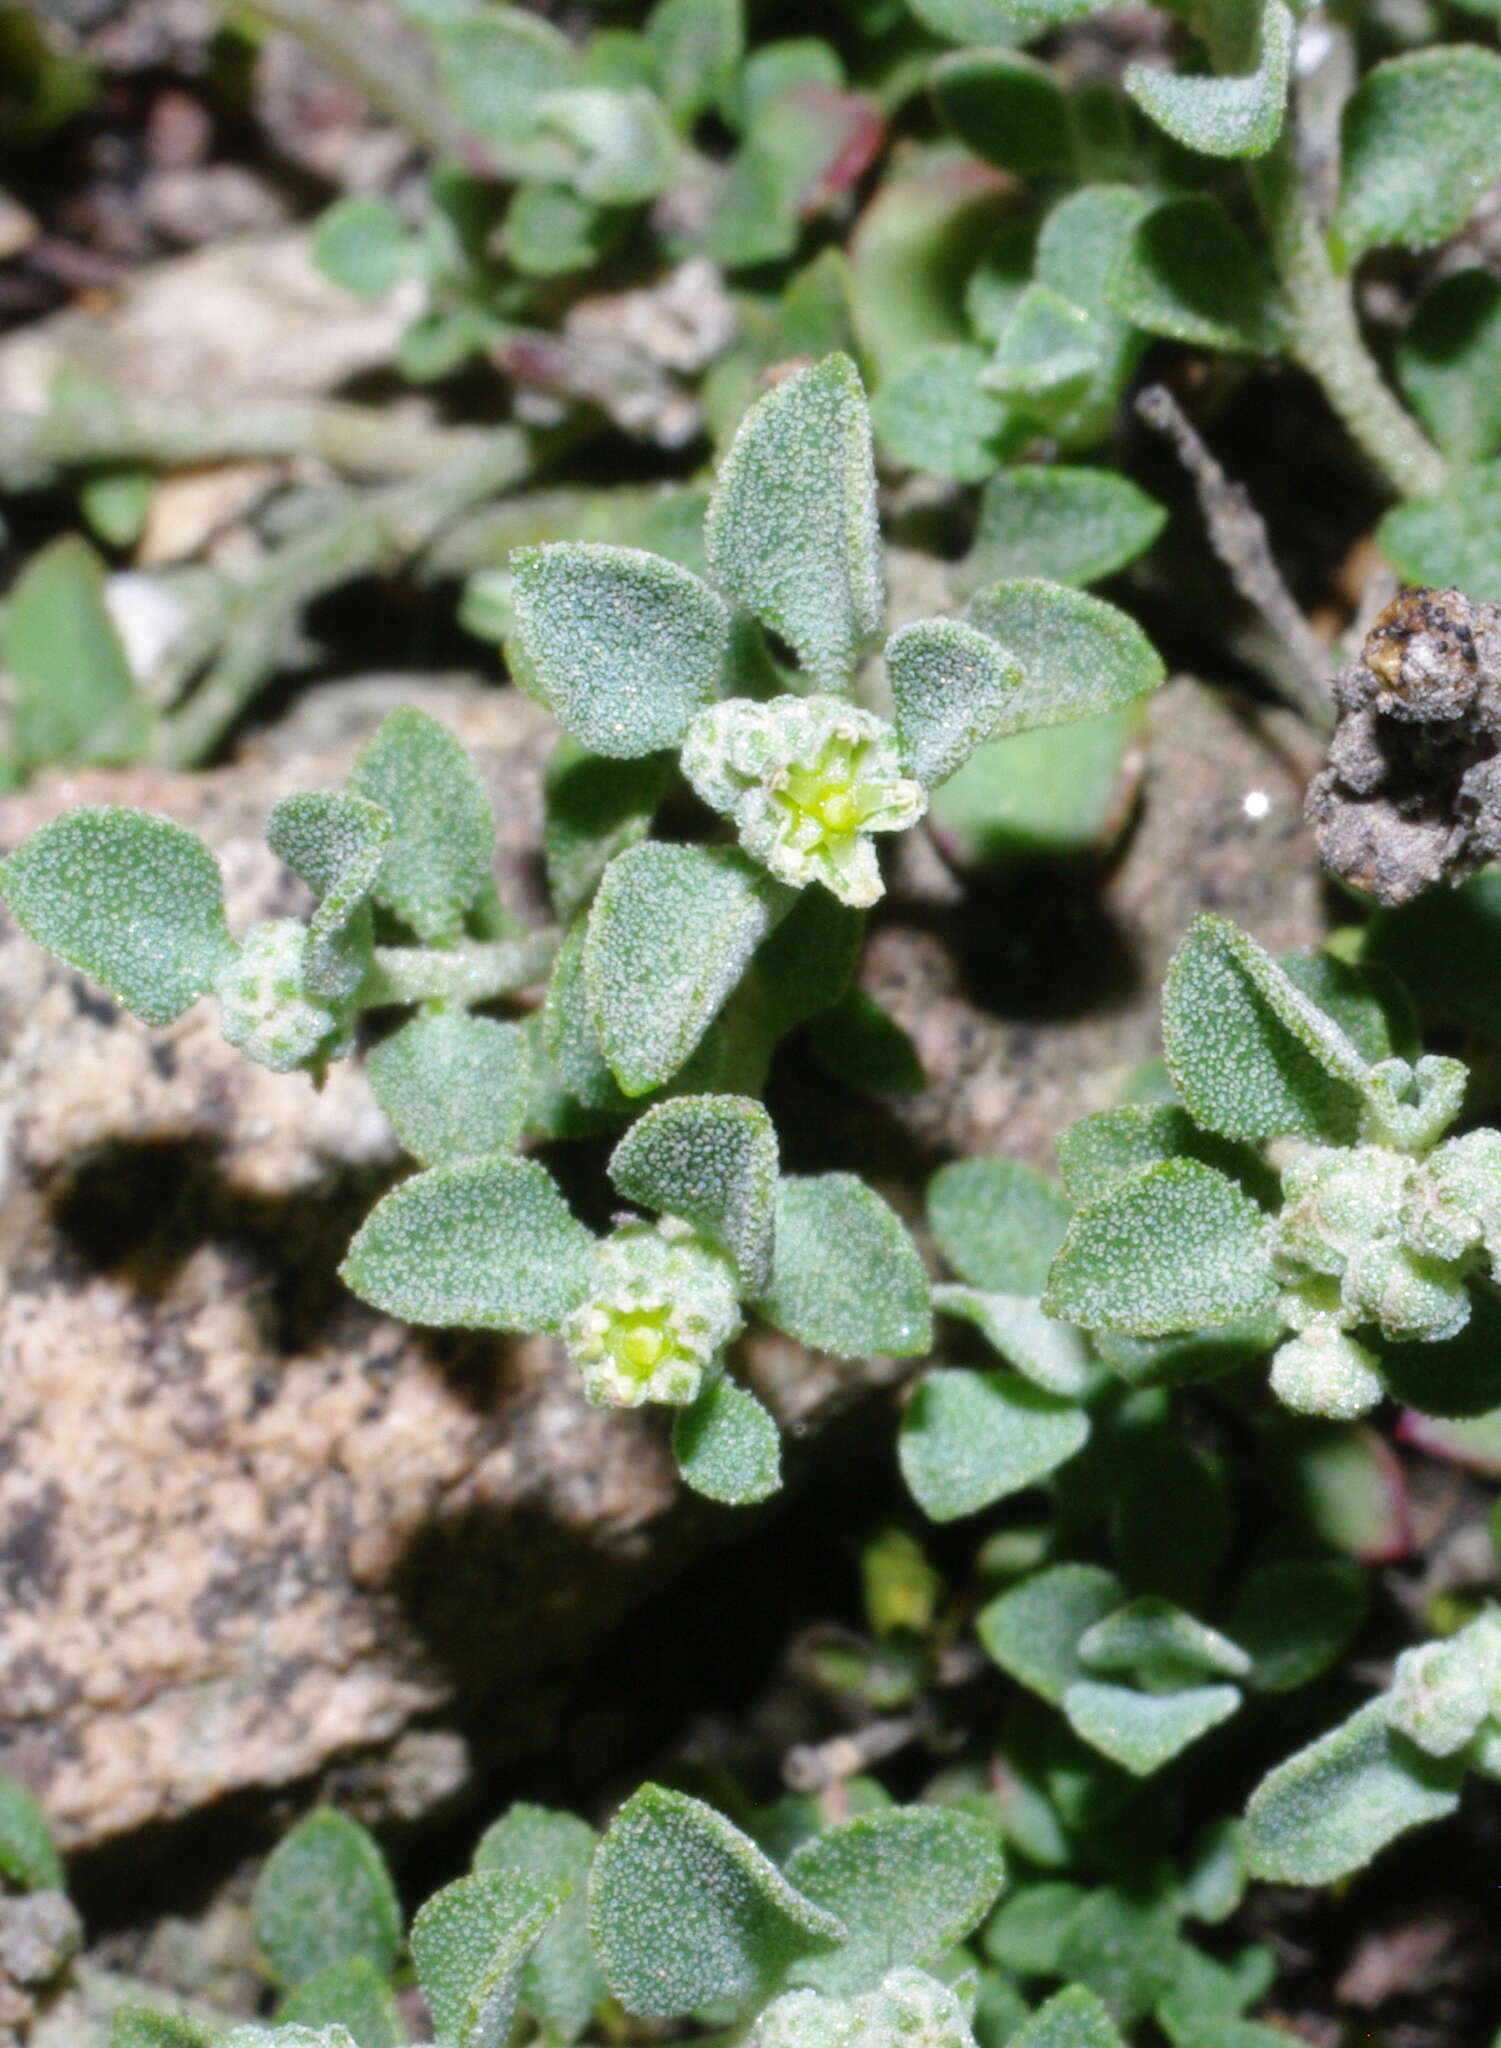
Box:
680, 695, 926, 907
1269, 1326, 1383, 1420
215, 919, 341, 1074
565, 1217, 743, 1409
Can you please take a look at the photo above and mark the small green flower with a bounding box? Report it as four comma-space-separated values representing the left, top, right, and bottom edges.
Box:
680, 695, 926, 907
1269, 1325, 1384, 1420
565, 1216, 743, 1409
215, 919, 341, 1074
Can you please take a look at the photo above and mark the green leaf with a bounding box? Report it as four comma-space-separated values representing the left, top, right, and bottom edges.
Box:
808, 986, 925, 1094
1045, 1161, 1277, 1338
1055, 1106, 1276, 1211
264, 790, 392, 1007
983, 1881, 1083, 1975
1078, 1597, 1250, 1683
0, 806, 232, 1026
928, 1157, 1071, 1293
278, 1957, 403, 2048
927, 708, 1139, 868
431, 8, 575, 158
368, 1012, 531, 1165
585, 843, 790, 1096
886, 618, 1025, 786
737, 38, 845, 126
1245, 1699, 1466, 1884
1276, 948, 1418, 1066
253, 1809, 401, 1990
0, 1776, 63, 1890
589, 1786, 844, 2017
647, 0, 743, 126
1125, 0, 1294, 159
1229, 1558, 1369, 1693
313, 195, 421, 298
707, 83, 878, 269
3, 534, 152, 768
542, 917, 636, 1116
746, 884, 863, 1037
473, 1805, 602, 2045
785, 1807, 1005, 1996
1335, 47, 1501, 262
1380, 459, 1501, 603
1161, 914, 1371, 1143
1062, 1681, 1240, 1775
900, 1368, 1088, 1521
1010, 1985, 1126, 2048
1398, 270, 1501, 464
932, 48, 1071, 175
871, 345, 1014, 485
977, 1563, 1124, 1705
932, 1287, 1096, 1399
511, 544, 732, 759
412, 1870, 568, 2048
954, 466, 1165, 594
610, 1094, 778, 1291
543, 741, 674, 922
1106, 197, 1284, 354
705, 354, 883, 692
505, 183, 621, 279
754, 1173, 931, 1358
80, 467, 152, 548
850, 159, 1016, 386
340, 1156, 594, 1332
672, 1378, 782, 1504
1057, 1887, 1183, 2028
537, 87, 678, 206
348, 707, 495, 944
109, 2013, 217, 2048
964, 581, 1164, 735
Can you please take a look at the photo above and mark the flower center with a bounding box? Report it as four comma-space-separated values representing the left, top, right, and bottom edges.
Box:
609, 1305, 677, 1383
781, 741, 867, 842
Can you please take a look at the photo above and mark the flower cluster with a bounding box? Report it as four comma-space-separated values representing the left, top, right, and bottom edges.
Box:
681, 695, 926, 909
564, 1216, 743, 1409
1269, 1071, 1501, 1418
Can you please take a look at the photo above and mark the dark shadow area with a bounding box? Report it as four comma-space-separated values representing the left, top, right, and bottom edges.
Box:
46, 1132, 393, 1355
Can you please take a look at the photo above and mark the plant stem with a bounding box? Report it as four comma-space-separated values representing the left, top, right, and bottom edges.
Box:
151, 428, 540, 768
218, 0, 472, 159
1251, 135, 1446, 500
0, 392, 486, 486
364, 930, 561, 1006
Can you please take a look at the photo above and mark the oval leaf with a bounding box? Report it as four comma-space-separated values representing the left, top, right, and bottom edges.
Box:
705, 354, 883, 691
253, 1809, 401, 1990
886, 618, 1024, 786
348, 707, 495, 944
1125, 0, 1293, 160
1106, 196, 1284, 354
965, 580, 1164, 734
754, 1173, 931, 1358
585, 843, 789, 1096
412, 1871, 568, 2048
1062, 1680, 1240, 1776
785, 1807, 1005, 1995
672, 1377, 783, 1504
1162, 914, 1371, 1143
1245, 1699, 1465, 1884
610, 1094, 778, 1291
511, 544, 732, 759
0, 806, 232, 1026
900, 1366, 1088, 1521
368, 1011, 531, 1166
340, 1156, 594, 1331
1335, 47, 1501, 262
928, 1157, 1071, 1293
1044, 1160, 1277, 1337
589, 1786, 844, 2016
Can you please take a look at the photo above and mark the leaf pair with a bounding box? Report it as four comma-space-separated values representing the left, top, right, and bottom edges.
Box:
588, 1785, 1003, 2020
